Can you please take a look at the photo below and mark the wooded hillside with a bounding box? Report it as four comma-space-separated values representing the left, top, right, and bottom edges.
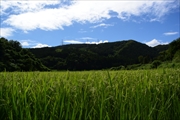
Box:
0, 37, 49, 71
29, 40, 163, 70
1, 37, 179, 71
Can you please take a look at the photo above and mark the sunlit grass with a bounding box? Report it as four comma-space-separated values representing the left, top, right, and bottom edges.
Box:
0, 69, 180, 120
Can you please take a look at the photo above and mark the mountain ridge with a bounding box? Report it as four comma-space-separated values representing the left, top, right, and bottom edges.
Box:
1, 37, 180, 71
29, 39, 165, 70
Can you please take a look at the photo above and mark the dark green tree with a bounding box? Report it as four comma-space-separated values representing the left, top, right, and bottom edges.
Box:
0, 37, 49, 71
167, 37, 180, 61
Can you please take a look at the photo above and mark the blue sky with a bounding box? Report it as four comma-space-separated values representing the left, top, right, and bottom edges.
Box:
0, 0, 179, 48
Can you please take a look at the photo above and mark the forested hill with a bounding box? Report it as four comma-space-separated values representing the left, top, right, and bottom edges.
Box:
1, 37, 179, 71
0, 37, 49, 71
29, 40, 163, 70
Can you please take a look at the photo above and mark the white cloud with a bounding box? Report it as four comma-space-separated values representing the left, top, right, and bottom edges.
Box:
91, 23, 114, 28
1, 0, 61, 15
64, 40, 83, 44
21, 41, 29, 46
20, 40, 36, 47
1, 0, 178, 31
104, 40, 108, 43
0, 28, 14, 37
145, 39, 168, 47
64, 39, 108, 44
19, 40, 50, 48
146, 39, 160, 47
4, 9, 71, 31
86, 40, 109, 45
163, 32, 179, 36
32, 43, 50, 48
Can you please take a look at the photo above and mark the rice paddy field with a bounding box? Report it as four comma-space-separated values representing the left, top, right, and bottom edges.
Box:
0, 69, 180, 120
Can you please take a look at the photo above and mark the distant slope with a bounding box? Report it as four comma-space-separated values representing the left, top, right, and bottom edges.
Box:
154, 44, 169, 53
29, 40, 161, 70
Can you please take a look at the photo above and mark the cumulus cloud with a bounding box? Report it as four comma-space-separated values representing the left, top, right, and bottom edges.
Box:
163, 32, 179, 36
20, 40, 36, 47
86, 40, 108, 44
32, 43, 50, 48
20, 41, 30, 46
19, 40, 50, 48
91, 23, 114, 28
0, 28, 14, 37
64, 39, 108, 44
1, 0, 178, 31
145, 39, 168, 47
1, 0, 61, 15
64, 40, 83, 44
104, 40, 108, 43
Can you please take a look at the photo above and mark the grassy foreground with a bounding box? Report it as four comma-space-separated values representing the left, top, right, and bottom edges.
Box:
0, 69, 180, 120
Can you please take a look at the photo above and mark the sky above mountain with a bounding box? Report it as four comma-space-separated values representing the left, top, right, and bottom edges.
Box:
0, 0, 179, 48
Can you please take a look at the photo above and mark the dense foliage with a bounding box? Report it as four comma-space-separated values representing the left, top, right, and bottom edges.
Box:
157, 38, 180, 62
0, 37, 49, 71
167, 37, 180, 62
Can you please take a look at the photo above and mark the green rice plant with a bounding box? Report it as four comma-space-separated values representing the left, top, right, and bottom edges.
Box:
0, 69, 180, 120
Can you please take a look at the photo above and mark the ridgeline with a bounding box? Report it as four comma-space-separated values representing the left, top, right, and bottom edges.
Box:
0, 37, 179, 71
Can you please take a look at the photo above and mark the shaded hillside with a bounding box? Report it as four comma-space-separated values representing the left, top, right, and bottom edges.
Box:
29, 40, 160, 70
166, 37, 180, 62
154, 45, 169, 53
155, 38, 180, 62
0, 37, 49, 71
